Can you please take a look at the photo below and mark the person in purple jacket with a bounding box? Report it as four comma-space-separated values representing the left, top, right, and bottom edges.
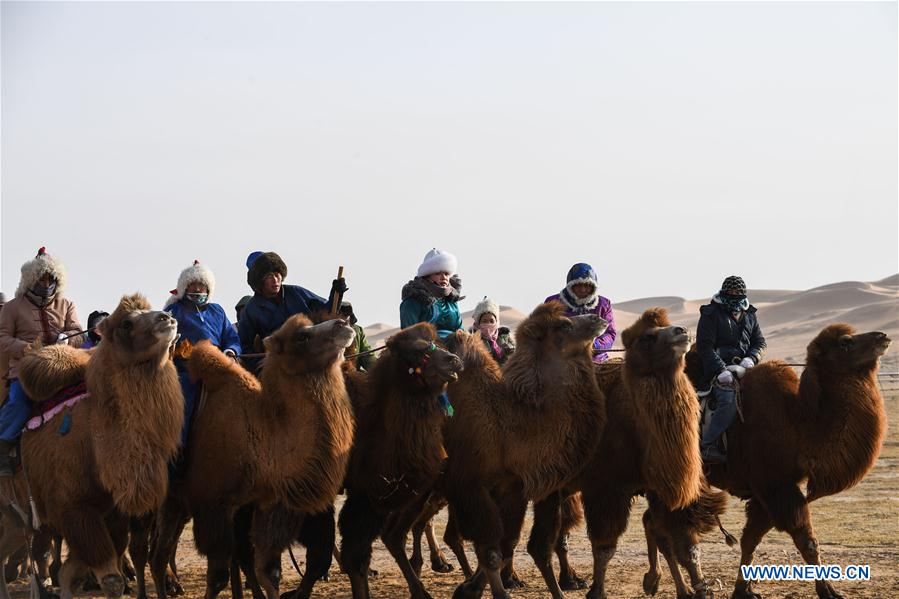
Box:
544, 263, 617, 363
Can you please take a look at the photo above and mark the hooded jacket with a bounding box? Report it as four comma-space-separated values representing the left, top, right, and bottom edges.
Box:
695, 300, 766, 389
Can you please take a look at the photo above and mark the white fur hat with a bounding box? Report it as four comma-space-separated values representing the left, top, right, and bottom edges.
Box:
16, 247, 67, 298
417, 248, 458, 278
472, 297, 500, 324
166, 260, 215, 307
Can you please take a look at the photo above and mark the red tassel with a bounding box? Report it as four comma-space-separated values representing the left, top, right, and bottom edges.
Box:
169, 289, 178, 295
37, 247, 46, 256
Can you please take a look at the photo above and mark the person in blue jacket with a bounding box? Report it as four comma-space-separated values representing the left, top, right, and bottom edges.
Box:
696, 275, 767, 464
165, 260, 241, 448
238, 251, 347, 368
400, 249, 463, 339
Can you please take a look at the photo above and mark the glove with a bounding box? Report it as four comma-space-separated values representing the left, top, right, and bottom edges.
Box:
56, 333, 68, 345
739, 357, 755, 369
717, 370, 734, 386
332, 277, 348, 295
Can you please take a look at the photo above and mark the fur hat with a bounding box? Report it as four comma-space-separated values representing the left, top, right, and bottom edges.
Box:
16, 247, 67, 298
166, 260, 215, 307
416, 248, 458, 278
472, 296, 500, 325
247, 251, 288, 293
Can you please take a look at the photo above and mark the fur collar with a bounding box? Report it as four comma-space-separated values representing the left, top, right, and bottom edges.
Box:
401, 275, 463, 306
559, 281, 599, 311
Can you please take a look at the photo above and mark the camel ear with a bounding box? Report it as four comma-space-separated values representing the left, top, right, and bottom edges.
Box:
263, 335, 282, 354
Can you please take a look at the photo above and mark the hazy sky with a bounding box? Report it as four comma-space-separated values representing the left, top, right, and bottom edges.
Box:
2, 1, 897, 326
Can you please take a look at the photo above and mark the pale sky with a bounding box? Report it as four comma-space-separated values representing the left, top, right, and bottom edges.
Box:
2, 1, 897, 326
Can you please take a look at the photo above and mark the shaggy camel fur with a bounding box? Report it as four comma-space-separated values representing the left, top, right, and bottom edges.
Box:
689, 324, 890, 599
0, 294, 182, 599
524, 308, 715, 599
166, 315, 355, 599
442, 303, 607, 599
338, 322, 463, 599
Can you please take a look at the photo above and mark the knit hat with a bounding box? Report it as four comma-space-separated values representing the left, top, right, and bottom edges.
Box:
247, 251, 288, 293
720, 276, 746, 295
166, 260, 216, 307
416, 248, 458, 278
16, 247, 68, 298
472, 296, 500, 325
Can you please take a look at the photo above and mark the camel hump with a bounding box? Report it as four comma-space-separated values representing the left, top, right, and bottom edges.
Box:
18, 345, 90, 403
187, 340, 252, 391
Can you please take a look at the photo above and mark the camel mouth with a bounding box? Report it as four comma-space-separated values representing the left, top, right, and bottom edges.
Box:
875, 337, 891, 355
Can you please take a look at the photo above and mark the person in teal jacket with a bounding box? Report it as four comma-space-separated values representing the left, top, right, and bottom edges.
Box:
400, 248, 463, 339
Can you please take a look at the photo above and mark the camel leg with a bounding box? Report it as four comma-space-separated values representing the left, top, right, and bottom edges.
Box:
447, 482, 505, 599
527, 493, 565, 599
491, 490, 527, 598
192, 504, 234, 599
770, 486, 842, 599
556, 493, 587, 591
657, 535, 693, 599
381, 498, 435, 599
129, 516, 151, 599
60, 507, 126, 599
444, 507, 473, 579
339, 492, 381, 599
291, 507, 336, 599
49, 534, 62, 587
409, 493, 450, 577
150, 497, 188, 599
58, 558, 89, 599
0, 521, 26, 599
582, 491, 631, 599
732, 498, 773, 599
642, 510, 663, 596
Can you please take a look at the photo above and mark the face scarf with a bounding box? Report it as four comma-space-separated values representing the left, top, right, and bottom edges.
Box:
27, 281, 57, 307
477, 319, 503, 359
717, 293, 749, 313
186, 292, 208, 306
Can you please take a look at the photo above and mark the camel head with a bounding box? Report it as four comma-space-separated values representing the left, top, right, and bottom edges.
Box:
264, 314, 356, 375
515, 301, 608, 360
621, 308, 690, 375
806, 324, 891, 374
386, 323, 463, 390
97, 294, 178, 366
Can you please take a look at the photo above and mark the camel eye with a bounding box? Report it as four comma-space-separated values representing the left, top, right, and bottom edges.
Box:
839, 336, 853, 350
122, 320, 132, 331
296, 333, 309, 344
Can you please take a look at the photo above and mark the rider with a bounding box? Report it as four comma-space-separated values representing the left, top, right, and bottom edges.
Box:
0, 248, 84, 476
400, 249, 464, 339
165, 260, 241, 449
696, 275, 767, 464
545, 263, 617, 363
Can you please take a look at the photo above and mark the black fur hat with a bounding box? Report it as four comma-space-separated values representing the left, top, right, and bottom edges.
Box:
247, 252, 288, 292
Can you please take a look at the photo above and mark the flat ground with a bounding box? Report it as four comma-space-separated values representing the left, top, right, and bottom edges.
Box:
10, 393, 898, 599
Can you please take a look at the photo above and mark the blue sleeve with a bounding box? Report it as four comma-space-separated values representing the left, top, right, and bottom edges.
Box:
594, 301, 617, 350
215, 305, 241, 355
400, 298, 426, 329
696, 309, 726, 376
238, 305, 259, 355
293, 285, 330, 314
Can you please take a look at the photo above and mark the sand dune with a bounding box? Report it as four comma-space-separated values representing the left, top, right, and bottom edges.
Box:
363, 276, 899, 369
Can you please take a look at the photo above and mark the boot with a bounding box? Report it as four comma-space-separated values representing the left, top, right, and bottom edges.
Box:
0, 440, 15, 478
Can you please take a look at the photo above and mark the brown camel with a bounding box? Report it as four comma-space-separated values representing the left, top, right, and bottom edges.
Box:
442, 302, 607, 599
522, 308, 718, 599
337, 322, 463, 599
158, 315, 356, 599
686, 324, 890, 599
0, 294, 183, 599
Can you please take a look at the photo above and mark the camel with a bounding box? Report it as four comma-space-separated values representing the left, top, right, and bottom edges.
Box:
441, 302, 608, 599
523, 308, 720, 599
685, 324, 890, 599
338, 322, 463, 599
0, 294, 183, 599
154, 315, 356, 599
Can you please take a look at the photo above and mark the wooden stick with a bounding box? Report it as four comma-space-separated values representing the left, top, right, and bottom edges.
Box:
330, 265, 345, 315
